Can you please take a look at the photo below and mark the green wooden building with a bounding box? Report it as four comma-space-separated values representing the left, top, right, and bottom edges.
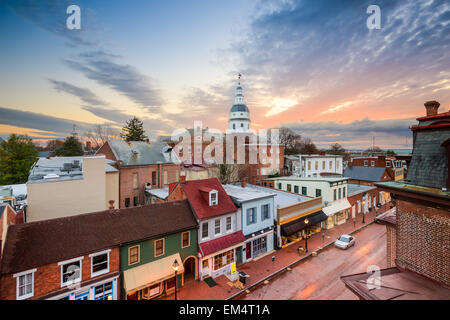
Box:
120, 200, 198, 300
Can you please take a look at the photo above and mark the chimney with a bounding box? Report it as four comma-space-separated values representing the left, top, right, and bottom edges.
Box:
424, 101, 440, 116
109, 200, 115, 210
86, 141, 92, 151
180, 175, 186, 184
241, 180, 247, 188
146, 138, 150, 144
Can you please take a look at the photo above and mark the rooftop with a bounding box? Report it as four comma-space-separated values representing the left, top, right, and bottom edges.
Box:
265, 175, 348, 183
343, 166, 387, 182
375, 181, 450, 202
245, 184, 312, 209
347, 183, 376, 197
341, 267, 450, 300
375, 207, 396, 225
106, 140, 179, 166
27, 156, 117, 184
146, 187, 169, 200
0, 199, 197, 275
223, 184, 275, 203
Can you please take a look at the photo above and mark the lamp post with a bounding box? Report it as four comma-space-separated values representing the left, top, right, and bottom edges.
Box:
304, 218, 309, 252
172, 259, 179, 300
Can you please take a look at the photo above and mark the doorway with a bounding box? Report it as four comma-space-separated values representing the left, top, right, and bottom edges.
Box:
183, 257, 196, 282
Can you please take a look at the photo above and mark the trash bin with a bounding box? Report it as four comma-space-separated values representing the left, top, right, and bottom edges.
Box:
239, 272, 249, 285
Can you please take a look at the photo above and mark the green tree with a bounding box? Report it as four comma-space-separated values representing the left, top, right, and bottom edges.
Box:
120, 117, 147, 141
327, 143, 349, 161
0, 134, 39, 184
54, 136, 84, 156
386, 149, 397, 156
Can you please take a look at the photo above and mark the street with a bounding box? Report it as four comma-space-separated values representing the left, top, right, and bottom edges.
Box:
241, 222, 387, 300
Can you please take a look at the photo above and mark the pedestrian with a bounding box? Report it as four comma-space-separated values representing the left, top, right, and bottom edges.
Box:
321, 232, 325, 244
353, 219, 356, 228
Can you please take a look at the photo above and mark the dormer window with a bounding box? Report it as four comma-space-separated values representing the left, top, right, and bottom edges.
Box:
209, 190, 218, 206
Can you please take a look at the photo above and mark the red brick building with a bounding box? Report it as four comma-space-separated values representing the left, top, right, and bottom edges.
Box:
96, 140, 180, 208
342, 101, 450, 300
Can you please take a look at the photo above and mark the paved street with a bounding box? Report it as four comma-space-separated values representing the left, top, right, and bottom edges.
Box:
240, 222, 387, 300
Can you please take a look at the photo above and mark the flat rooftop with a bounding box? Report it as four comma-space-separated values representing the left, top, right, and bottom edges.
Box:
242, 184, 312, 209
223, 184, 275, 202
28, 156, 118, 184
347, 183, 376, 196
264, 175, 348, 183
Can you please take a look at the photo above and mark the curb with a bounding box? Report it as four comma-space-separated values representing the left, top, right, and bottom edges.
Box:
226, 219, 376, 300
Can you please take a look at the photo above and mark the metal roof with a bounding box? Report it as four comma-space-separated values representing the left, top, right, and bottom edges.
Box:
347, 183, 376, 196
243, 184, 311, 209
223, 184, 275, 203
343, 166, 386, 182
230, 104, 249, 113
107, 140, 179, 166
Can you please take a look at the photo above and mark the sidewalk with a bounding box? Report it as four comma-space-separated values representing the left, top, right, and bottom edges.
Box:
161, 205, 388, 300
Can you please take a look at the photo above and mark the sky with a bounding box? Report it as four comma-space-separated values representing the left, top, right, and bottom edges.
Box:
0, 0, 449, 149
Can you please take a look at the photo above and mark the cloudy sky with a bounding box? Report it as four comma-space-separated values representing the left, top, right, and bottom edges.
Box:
0, 0, 449, 149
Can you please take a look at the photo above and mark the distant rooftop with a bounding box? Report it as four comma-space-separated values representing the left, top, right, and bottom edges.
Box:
146, 187, 169, 200
27, 156, 117, 184
376, 181, 450, 201
265, 175, 348, 183
347, 183, 376, 197
343, 166, 386, 182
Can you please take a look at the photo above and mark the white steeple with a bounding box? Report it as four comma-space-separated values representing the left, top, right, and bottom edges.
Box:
228, 73, 251, 133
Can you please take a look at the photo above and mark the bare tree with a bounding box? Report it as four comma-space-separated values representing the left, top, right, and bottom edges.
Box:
85, 125, 120, 149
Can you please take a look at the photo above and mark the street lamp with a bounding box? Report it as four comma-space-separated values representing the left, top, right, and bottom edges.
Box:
172, 259, 179, 300
362, 196, 366, 224
304, 218, 309, 252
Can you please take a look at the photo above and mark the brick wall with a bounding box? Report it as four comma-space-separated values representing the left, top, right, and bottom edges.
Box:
119, 164, 179, 208
396, 199, 450, 286
0, 247, 120, 300
96, 142, 117, 161
386, 225, 397, 268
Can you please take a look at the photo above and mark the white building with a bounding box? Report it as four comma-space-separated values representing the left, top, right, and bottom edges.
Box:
228, 74, 251, 133
288, 154, 344, 177
265, 176, 351, 229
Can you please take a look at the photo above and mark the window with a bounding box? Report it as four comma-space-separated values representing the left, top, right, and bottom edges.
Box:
154, 238, 165, 257
364, 160, 368, 166
307, 161, 311, 170
133, 173, 138, 189
329, 161, 332, 169
371, 161, 375, 167
343, 187, 346, 198
315, 161, 318, 170
214, 219, 221, 235
322, 161, 325, 170
142, 283, 161, 299
213, 249, 234, 271
261, 204, 270, 220
338, 188, 342, 199
94, 281, 113, 300
294, 185, 299, 193
247, 207, 256, 225
202, 260, 209, 269
90, 250, 110, 277
163, 170, 168, 185
128, 245, 140, 265
277, 183, 282, 189
287, 184, 292, 192
14, 269, 36, 300
202, 222, 209, 239
316, 189, 322, 197
226, 216, 232, 231
182, 231, 190, 248
334, 189, 337, 201
209, 190, 218, 206
152, 171, 157, 185
59, 258, 82, 287
133, 196, 139, 206
125, 198, 130, 208
386, 161, 391, 167
301, 186, 307, 195
252, 236, 267, 257
241, 123, 244, 127
233, 124, 236, 129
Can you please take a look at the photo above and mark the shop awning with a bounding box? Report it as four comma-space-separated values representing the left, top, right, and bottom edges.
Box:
123, 253, 184, 293
322, 199, 351, 217
281, 210, 328, 237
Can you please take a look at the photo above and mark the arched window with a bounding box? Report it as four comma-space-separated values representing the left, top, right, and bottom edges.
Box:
233, 124, 236, 130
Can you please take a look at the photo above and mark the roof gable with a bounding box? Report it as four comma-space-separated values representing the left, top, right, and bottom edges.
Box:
181, 178, 237, 220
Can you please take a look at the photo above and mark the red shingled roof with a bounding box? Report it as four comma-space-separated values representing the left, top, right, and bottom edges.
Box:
181, 178, 237, 219
199, 231, 246, 257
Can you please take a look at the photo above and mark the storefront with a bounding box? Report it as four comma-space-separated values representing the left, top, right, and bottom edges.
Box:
280, 210, 328, 246
123, 253, 184, 300
322, 199, 351, 229
243, 228, 274, 262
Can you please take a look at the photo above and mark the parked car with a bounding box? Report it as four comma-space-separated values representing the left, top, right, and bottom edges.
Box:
334, 234, 355, 249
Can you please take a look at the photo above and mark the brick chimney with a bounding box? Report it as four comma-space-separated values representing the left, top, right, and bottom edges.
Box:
424, 101, 440, 116
241, 180, 247, 188
146, 138, 150, 144
109, 200, 115, 210
179, 175, 186, 184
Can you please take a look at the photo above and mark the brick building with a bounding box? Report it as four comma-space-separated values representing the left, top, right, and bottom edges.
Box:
96, 140, 180, 208
347, 155, 405, 181
341, 101, 450, 300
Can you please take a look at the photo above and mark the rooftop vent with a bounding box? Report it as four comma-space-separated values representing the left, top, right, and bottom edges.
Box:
62, 163, 72, 172
43, 173, 60, 180
72, 160, 80, 168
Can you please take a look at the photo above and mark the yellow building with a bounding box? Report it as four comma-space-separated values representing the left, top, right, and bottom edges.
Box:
26, 156, 119, 222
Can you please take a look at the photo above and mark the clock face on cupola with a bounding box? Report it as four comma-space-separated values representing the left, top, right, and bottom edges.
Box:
228, 73, 251, 133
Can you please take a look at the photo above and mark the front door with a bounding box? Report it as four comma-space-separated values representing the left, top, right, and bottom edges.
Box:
246, 242, 251, 260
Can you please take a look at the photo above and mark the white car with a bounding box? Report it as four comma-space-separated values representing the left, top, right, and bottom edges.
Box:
334, 234, 355, 249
